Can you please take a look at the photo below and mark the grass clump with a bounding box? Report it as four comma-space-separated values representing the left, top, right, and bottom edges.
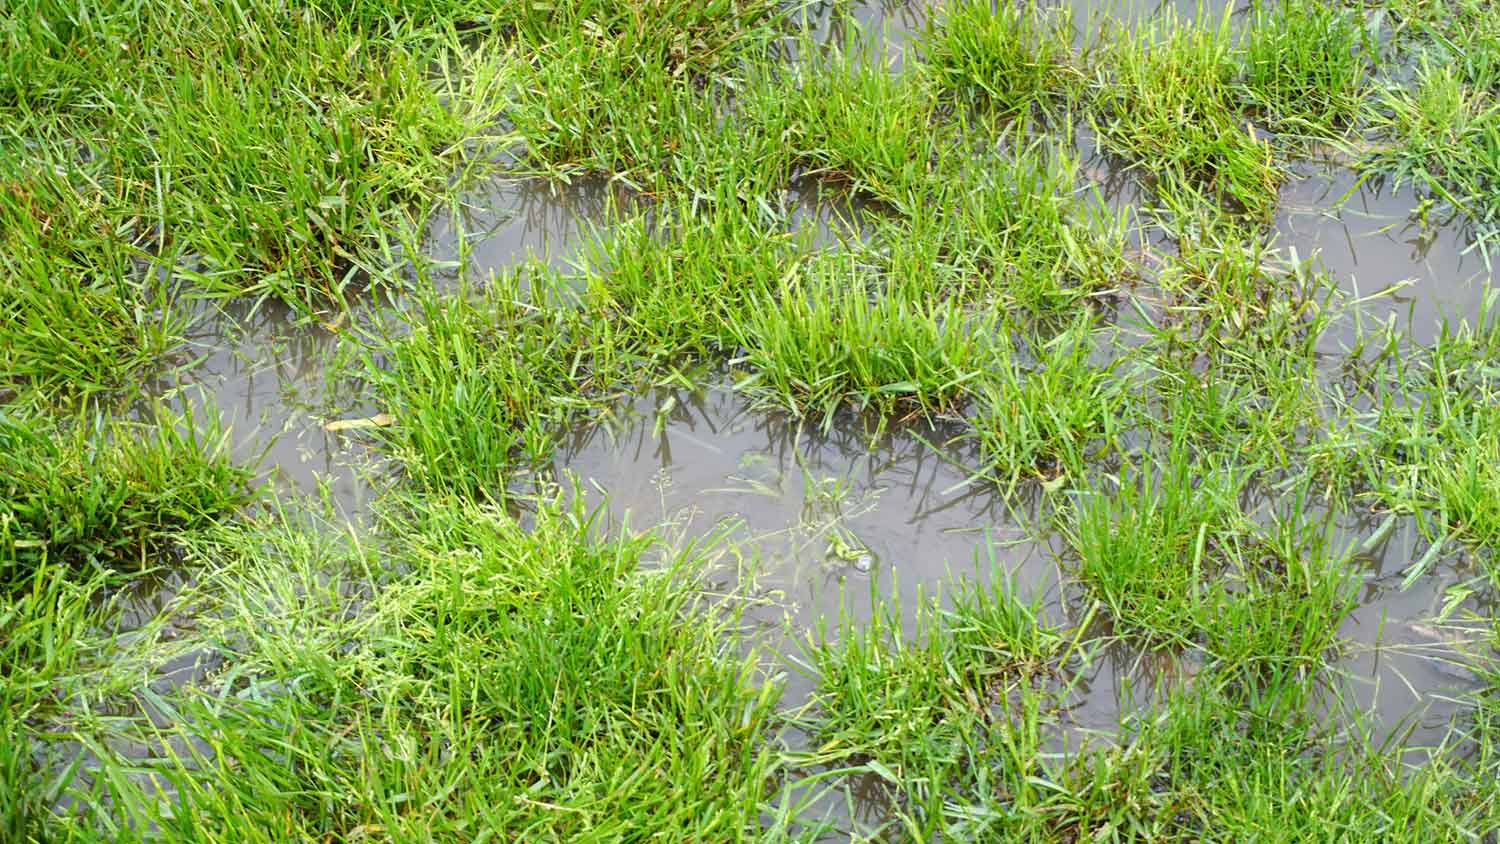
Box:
92, 496, 784, 842
501, 0, 787, 188
877, 137, 1130, 319
919, 0, 1081, 116
1065, 442, 1353, 670
0, 160, 192, 403
3, 1, 514, 311
0, 405, 252, 589
129, 16, 509, 307
966, 321, 1129, 490
1090, 10, 1280, 220
1360, 294, 1500, 549
774, 42, 947, 208
729, 262, 993, 421
0, 696, 49, 844
580, 201, 799, 361
496, 0, 783, 80
1065, 447, 1244, 646
1143, 234, 1343, 466
1240, 0, 1370, 136
800, 573, 1065, 837
364, 274, 603, 495
1379, 0, 1500, 92
1364, 61, 1500, 256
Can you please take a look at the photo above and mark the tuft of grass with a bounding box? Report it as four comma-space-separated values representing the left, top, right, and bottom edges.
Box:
773, 39, 948, 208
363, 273, 604, 495
729, 260, 994, 421
919, 0, 1081, 116
1142, 231, 1344, 467
0, 696, 48, 844
3, 1, 515, 311
1240, 0, 1370, 136
799, 570, 1063, 837
965, 320, 1130, 491
131, 17, 509, 307
876, 134, 1130, 319
1065, 439, 1354, 676
1090, 9, 1281, 220
495, 0, 783, 80
0, 404, 253, 589
1359, 301, 1500, 550
0, 159, 192, 403
1378, 0, 1500, 93
1364, 61, 1500, 257
501, 0, 788, 189
87, 495, 785, 842
1065, 445, 1244, 646
580, 200, 799, 361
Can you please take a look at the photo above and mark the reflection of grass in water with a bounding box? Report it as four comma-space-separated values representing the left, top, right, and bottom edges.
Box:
712, 451, 883, 570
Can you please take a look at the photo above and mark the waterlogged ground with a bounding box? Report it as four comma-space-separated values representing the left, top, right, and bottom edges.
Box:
5, 0, 1500, 840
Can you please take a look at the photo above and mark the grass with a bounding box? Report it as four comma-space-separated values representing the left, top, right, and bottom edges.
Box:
0, 403, 252, 589
58, 494, 787, 842
773, 39, 948, 209
965, 319, 1130, 491
1090, 8, 1282, 220
1363, 61, 1500, 257
875, 133, 1130, 319
6, 0, 1500, 840
1065, 443, 1245, 647
1241, 0, 1370, 136
2, 0, 514, 312
1376, 0, 1500, 92
579, 200, 798, 361
361, 273, 604, 495
918, 0, 1082, 117
1142, 229, 1346, 467
729, 259, 995, 420
796, 569, 1067, 838
0, 158, 193, 404
1355, 291, 1500, 549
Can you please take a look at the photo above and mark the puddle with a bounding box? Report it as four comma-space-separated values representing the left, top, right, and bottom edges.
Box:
422, 175, 636, 283
555, 383, 1065, 709
555, 383, 1491, 833
1055, 0, 1241, 31
794, 0, 932, 70
164, 299, 374, 521
1276, 165, 1496, 348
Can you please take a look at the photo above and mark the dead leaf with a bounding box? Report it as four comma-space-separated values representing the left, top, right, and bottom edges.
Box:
324, 413, 395, 432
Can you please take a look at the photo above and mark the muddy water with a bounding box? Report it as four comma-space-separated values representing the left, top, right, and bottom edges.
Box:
145, 164, 1492, 732
420, 175, 634, 279
1276, 164, 1496, 348
558, 384, 1489, 741
168, 298, 374, 520
554, 384, 1065, 707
